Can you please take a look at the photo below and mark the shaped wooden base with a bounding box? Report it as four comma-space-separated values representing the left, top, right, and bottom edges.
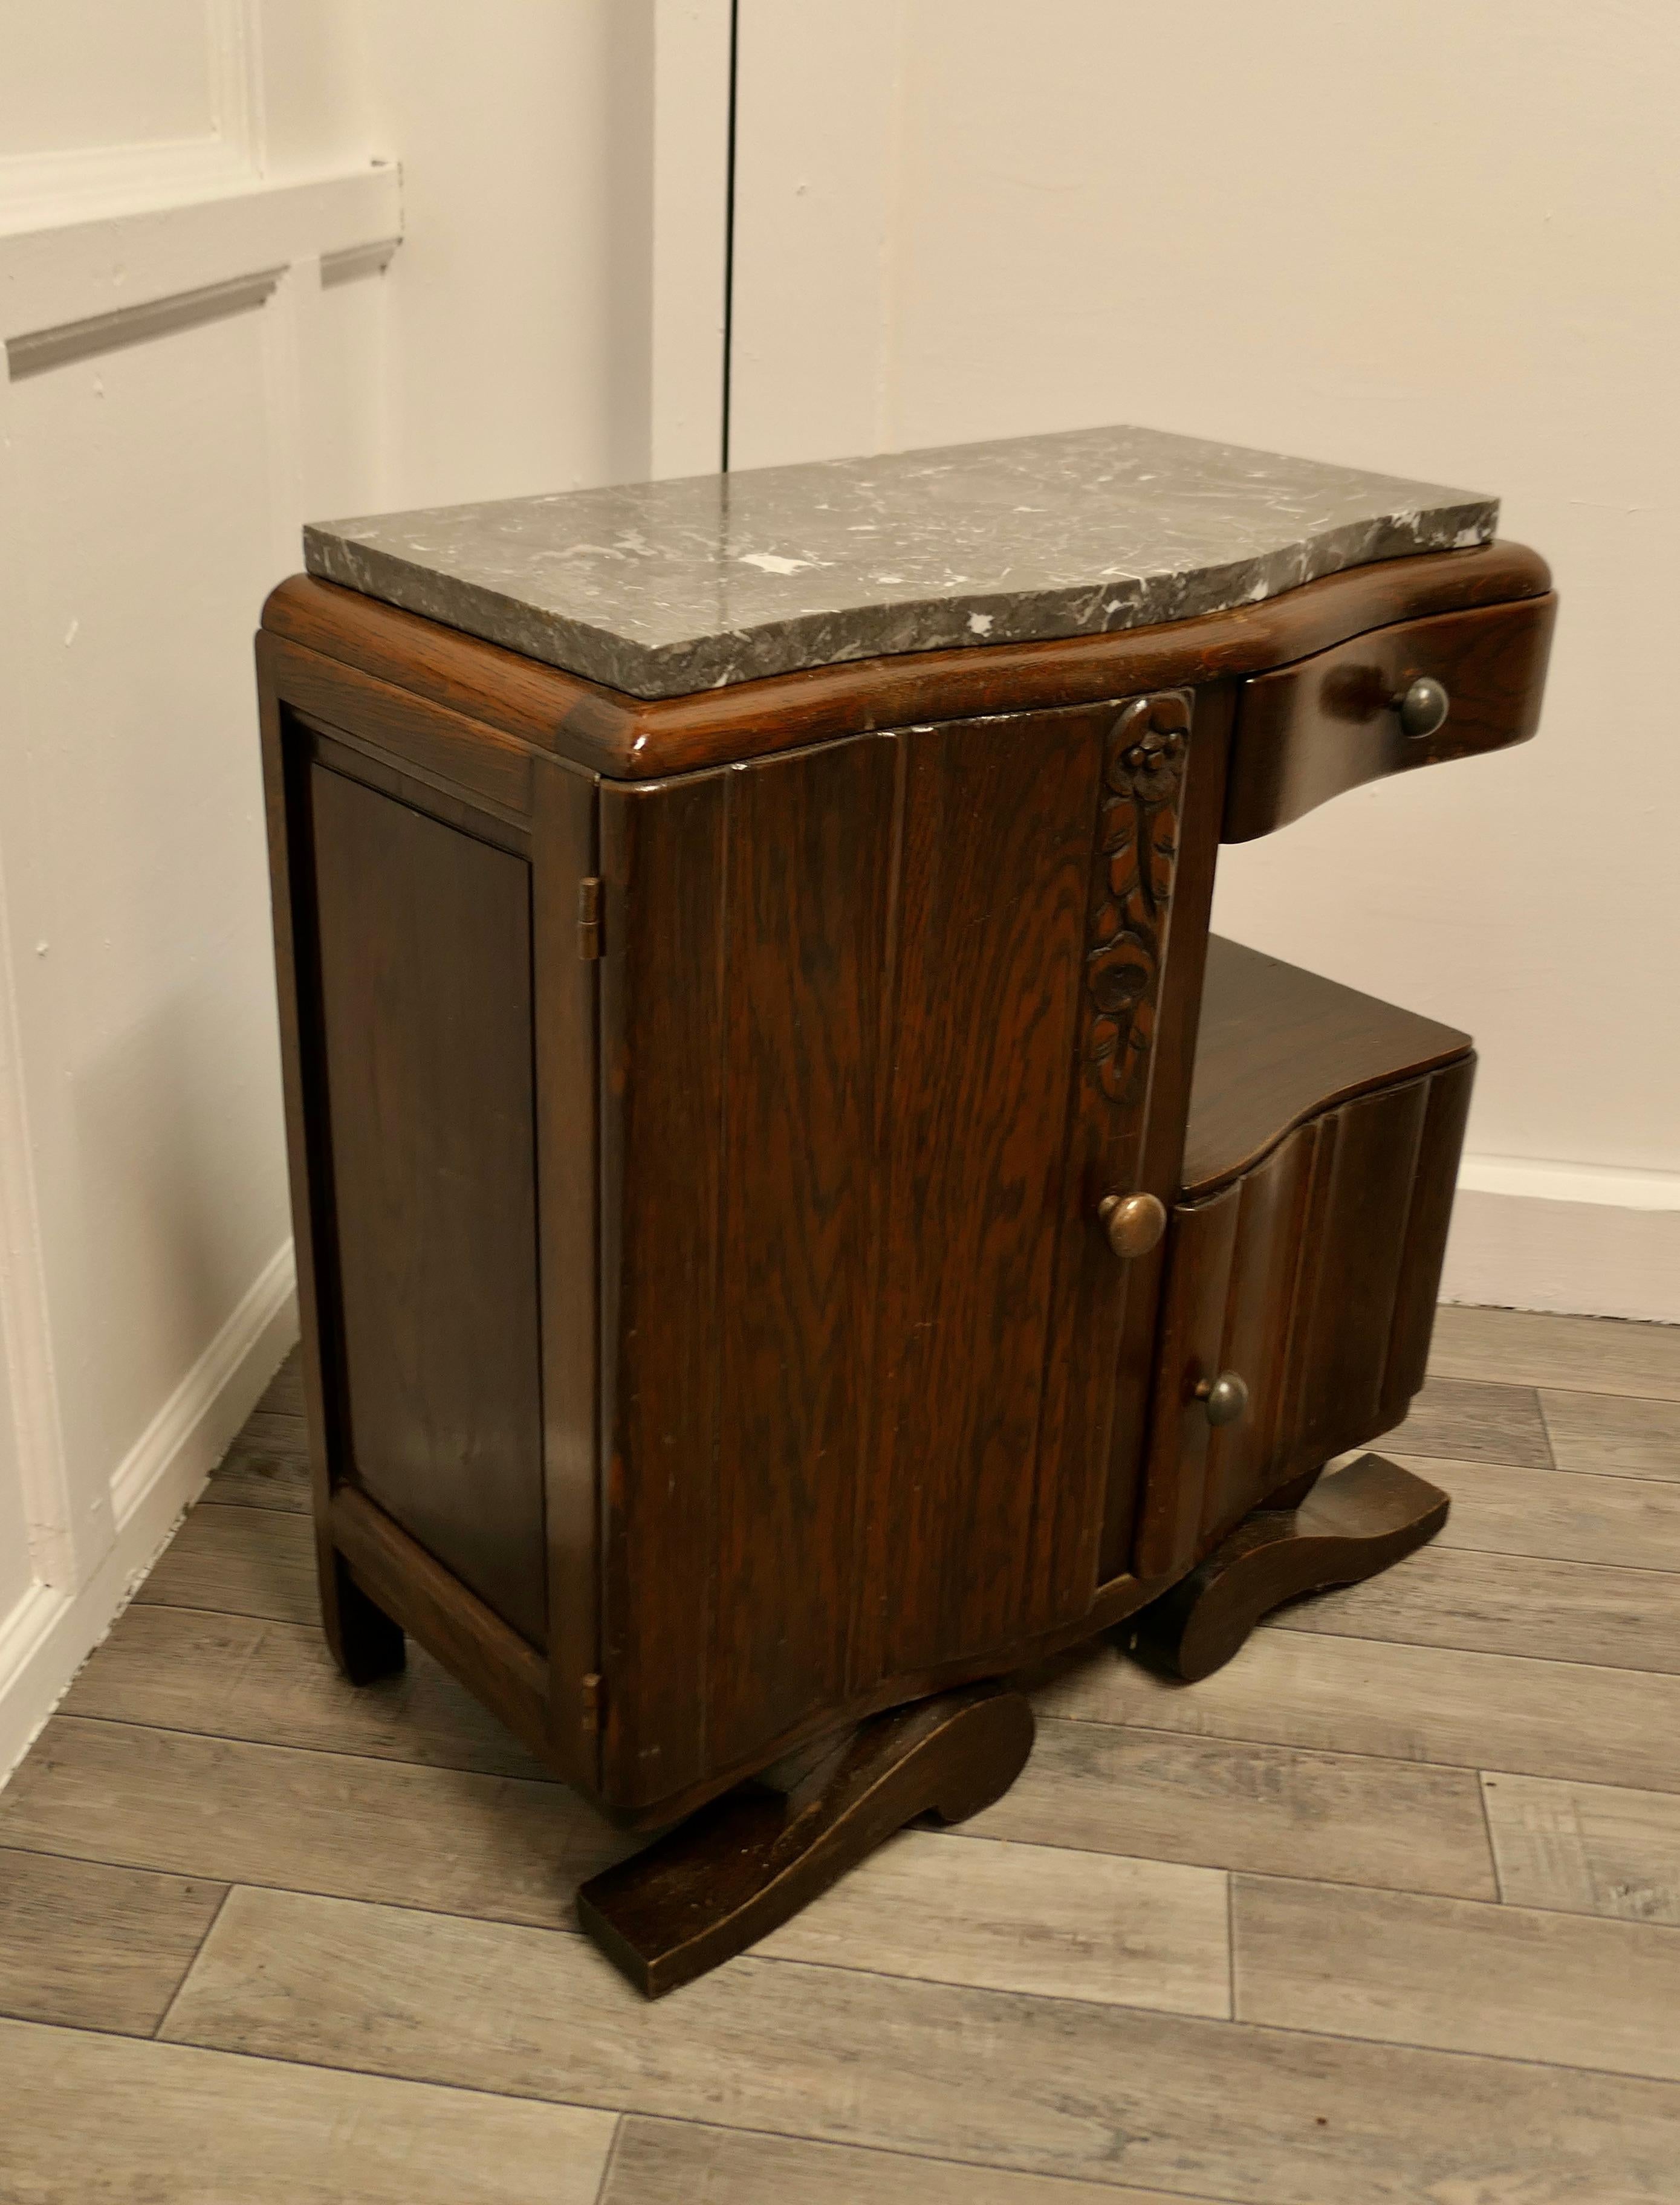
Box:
1128, 1451, 1450, 1683
577, 1681, 1035, 1999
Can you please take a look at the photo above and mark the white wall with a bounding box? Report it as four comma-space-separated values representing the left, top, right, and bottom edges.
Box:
728, 0, 1680, 1322
0, 0, 731, 1784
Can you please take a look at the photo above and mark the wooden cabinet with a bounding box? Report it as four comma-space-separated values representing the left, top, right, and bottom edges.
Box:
258, 526, 1555, 1993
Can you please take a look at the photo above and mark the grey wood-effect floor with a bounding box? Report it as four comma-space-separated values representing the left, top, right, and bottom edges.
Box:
4, 1304, 1680, 2204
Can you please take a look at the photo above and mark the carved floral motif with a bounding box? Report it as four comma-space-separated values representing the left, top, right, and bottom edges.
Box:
1085, 694, 1189, 1107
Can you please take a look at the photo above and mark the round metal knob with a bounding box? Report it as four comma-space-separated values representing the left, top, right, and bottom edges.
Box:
1098, 1191, 1167, 1260
1396, 675, 1450, 740
1195, 1370, 1250, 1427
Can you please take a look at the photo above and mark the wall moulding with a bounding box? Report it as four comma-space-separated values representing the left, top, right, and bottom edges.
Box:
0, 165, 403, 357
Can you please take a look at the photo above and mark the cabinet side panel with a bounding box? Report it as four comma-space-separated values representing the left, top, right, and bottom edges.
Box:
709, 739, 897, 1770
598, 775, 727, 1808
859, 713, 1100, 1682
308, 765, 548, 1649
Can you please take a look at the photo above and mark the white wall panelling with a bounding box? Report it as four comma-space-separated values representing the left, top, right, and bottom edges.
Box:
0, 15, 405, 1782
0, 0, 745, 1787
725, 0, 1680, 1323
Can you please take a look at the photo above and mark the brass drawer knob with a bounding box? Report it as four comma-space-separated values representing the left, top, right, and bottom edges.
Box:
1195, 1370, 1250, 1426
1098, 1191, 1166, 1259
1396, 675, 1450, 739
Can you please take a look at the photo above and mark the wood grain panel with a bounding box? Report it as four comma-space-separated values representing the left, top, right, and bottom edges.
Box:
1290, 1073, 1429, 1460
163, 1885, 1680, 2202
756, 1827, 1231, 2014
0, 1848, 225, 2036
1234, 1874, 1680, 2082
1386, 1376, 1554, 1466
1039, 1628, 1680, 1796
309, 764, 548, 1648
260, 632, 536, 821
0, 1716, 629, 1926
1181, 937, 1468, 1202
134, 1504, 317, 1625
968, 1716, 1497, 1899
1268, 1544, 1680, 1674
1430, 1306, 1680, 1402
1540, 1388, 1680, 1477
709, 737, 897, 1769
603, 2123, 1226, 2205
2, 2019, 617, 2205
530, 758, 601, 1783
1095, 687, 1234, 1583
598, 770, 728, 1810
1482, 1772, 1680, 1925
861, 710, 1100, 1680
62, 1603, 553, 1781
1416, 1456, 1680, 1571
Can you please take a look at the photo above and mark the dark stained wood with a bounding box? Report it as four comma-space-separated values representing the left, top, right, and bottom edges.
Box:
1135, 941, 1476, 1581
1380, 1056, 1477, 1427
1129, 1453, 1451, 1683
256, 681, 360, 1682
576, 1683, 1035, 1999
1224, 592, 1557, 841
329, 1485, 550, 1762
597, 769, 729, 1811
1095, 687, 1234, 1585
258, 632, 536, 823
531, 759, 603, 1787
1182, 937, 1470, 1200
859, 709, 1101, 1682
264, 540, 1551, 781
308, 764, 549, 1650
710, 739, 897, 1770
256, 524, 1552, 1980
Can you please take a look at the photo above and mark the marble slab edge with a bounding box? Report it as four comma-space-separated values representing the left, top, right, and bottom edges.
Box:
302, 504, 1497, 703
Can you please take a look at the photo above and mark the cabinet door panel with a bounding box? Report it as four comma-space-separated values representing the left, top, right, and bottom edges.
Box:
308, 764, 548, 1649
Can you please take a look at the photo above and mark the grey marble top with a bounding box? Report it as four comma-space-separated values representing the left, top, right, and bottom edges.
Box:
303, 425, 1496, 700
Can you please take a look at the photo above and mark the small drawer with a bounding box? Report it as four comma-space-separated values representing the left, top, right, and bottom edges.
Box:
1131, 1052, 1473, 1585
1224, 589, 1555, 843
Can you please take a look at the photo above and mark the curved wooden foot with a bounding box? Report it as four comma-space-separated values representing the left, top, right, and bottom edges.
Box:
1129, 1452, 1449, 1684
577, 1681, 1035, 1999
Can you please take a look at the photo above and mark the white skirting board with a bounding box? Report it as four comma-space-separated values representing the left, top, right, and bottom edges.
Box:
0, 1242, 298, 1788
1442, 1157, 1680, 1327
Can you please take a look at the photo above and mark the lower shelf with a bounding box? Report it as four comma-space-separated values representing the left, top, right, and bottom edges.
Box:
1131, 938, 1473, 1581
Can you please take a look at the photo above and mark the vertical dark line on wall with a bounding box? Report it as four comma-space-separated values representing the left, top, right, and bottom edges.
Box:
721, 0, 741, 471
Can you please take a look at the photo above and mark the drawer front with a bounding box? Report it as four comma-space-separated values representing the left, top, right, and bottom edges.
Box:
1132, 1054, 1472, 1582
1224, 591, 1555, 843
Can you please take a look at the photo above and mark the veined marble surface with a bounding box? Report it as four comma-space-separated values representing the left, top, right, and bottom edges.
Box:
303, 424, 1497, 699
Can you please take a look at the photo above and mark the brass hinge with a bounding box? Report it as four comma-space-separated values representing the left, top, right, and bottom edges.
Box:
580, 1671, 603, 1733
577, 876, 603, 960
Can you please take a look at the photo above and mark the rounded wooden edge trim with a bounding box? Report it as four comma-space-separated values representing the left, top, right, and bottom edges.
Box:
264, 540, 1550, 783
1178, 1043, 1475, 1208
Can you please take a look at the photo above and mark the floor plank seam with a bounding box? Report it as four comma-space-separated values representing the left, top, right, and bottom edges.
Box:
48, 1708, 563, 1786
1475, 1770, 1508, 1906
589, 2111, 626, 2205
149, 1883, 233, 2042
158, 1934, 1680, 2096
1262, 1617, 1679, 1671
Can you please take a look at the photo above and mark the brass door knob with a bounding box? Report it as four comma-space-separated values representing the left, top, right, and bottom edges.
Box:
1396, 675, 1450, 739
1098, 1191, 1166, 1260
1195, 1370, 1249, 1426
